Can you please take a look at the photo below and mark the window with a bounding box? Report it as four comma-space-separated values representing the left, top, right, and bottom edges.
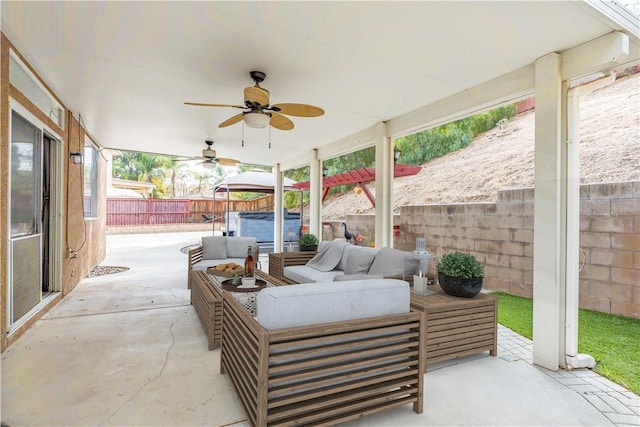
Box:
10, 111, 42, 237
83, 140, 98, 218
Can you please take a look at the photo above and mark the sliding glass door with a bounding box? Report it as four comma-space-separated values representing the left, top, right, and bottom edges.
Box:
9, 111, 43, 325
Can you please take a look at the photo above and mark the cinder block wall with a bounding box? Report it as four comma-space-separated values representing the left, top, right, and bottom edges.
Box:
337, 181, 639, 319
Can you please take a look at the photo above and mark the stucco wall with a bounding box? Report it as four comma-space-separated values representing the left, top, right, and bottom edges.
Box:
62, 115, 108, 294
337, 181, 639, 319
1, 34, 107, 352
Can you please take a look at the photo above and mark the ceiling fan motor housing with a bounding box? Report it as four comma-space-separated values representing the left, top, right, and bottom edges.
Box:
244, 86, 269, 107
202, 148, 216, 158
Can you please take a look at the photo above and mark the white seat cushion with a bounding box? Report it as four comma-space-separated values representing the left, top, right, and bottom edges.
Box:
256, 279, 409, 330
283, 265, 343, 283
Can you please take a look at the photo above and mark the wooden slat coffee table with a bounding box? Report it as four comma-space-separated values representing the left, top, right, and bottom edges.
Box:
190, 269, 277, 350
410, 287, 497, 368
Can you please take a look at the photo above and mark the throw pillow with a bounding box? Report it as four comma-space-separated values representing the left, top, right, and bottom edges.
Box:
344, 249, 376, 274
202, 236, 227, 260
368, 247, 419, 276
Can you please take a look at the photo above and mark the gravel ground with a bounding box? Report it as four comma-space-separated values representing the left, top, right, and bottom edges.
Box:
88, 266, 130, 277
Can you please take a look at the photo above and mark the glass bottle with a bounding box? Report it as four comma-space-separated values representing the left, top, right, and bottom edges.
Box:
244, 246, 254, 277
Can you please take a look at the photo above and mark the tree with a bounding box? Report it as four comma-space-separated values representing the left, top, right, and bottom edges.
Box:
112, 151, 183, 198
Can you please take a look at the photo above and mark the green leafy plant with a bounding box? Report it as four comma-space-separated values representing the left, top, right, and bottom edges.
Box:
298, 233, 318, 247
437, 251, 484, 278
231, 274, 243, 286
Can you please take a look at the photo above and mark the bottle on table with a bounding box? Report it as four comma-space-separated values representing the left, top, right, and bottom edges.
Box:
244, 246, 254, 277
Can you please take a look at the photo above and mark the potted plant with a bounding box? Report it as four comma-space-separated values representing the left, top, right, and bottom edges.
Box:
436, 251, 484, 298
298, 233, 319, 251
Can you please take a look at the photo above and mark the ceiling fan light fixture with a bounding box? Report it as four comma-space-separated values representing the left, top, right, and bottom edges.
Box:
201, 161, 217, 169
243, 111, 270, 128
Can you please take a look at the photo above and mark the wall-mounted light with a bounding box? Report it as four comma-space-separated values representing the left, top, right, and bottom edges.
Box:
243, 111, 271, 129
322, 166, 329, 178
393, 146, 402, 164
70, 151, 83, 164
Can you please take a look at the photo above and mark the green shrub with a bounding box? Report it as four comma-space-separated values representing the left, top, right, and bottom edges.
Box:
437, 252, 484, 278
298, 233, 318, 246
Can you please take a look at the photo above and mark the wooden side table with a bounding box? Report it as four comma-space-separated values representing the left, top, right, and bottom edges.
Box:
410, 288, 497, 368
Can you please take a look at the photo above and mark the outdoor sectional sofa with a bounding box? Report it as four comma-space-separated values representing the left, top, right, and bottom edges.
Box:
220, 279, 425, 426
277, 240, 420, 284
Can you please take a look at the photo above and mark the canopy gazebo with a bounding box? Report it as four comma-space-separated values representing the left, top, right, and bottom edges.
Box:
214, 169, 302, 246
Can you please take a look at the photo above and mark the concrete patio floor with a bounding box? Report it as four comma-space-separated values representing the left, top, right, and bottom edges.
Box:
2, 231, 638, 426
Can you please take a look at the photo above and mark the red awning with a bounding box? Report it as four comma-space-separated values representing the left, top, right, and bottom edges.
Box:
293, 163, 421, 207
293, 163, 421, 190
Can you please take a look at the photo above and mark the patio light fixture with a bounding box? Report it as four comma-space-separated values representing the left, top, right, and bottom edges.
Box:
243, 111, 270, 129
201, 161, 217, 169
393, 146, 402, 164
70, 151, 83, 164
322, 166, 329, 178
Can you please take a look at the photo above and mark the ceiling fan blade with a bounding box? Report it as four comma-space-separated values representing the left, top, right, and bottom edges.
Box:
270, 112, 294, 131
271, 103, 324, 117
219, 113, 244, 128
171, 156, 196, 162
218, 157, 240, 166
185, 102, 244, 109
244, 86, 270, 106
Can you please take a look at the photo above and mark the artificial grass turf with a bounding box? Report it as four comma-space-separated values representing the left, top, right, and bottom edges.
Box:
493, 292, 640, 395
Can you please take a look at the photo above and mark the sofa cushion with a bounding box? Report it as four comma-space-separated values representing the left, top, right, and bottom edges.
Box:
343, 248, 376, 274
368, 247, 420, 276
226, 237, 257, 258
333, 273, 383, 281
202, 236, 227, 260
256, 279, 409, 330
337, 245, 377, 272
283, 265, 343, 283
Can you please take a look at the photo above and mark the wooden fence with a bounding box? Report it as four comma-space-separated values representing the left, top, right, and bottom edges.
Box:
107, 199, 191, 226
107, 195, 274, 226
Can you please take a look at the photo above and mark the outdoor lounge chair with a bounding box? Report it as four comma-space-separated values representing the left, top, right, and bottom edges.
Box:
220, 279, 425, 426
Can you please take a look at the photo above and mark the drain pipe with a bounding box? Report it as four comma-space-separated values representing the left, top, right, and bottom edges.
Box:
564, 72, 615, 370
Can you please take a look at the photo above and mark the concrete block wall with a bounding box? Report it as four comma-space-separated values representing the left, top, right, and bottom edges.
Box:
579, 182, 640, 318
337, 181, 639, 319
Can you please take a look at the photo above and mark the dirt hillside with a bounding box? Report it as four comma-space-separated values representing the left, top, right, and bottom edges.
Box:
320, 73, 640, 220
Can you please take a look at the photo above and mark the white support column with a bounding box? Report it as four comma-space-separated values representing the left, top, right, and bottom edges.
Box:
374, 122, 393, 248
532, 53, 565, 371
273, 164, 284, 253
308, 149, 322, 239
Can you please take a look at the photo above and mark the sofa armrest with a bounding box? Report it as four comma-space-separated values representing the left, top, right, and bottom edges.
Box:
187, 245, 204, 288
268, 251, 316, 281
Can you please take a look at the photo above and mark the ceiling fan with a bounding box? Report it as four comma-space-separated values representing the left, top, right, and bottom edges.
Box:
185, 71, 324, 131
197, 140, 239, 168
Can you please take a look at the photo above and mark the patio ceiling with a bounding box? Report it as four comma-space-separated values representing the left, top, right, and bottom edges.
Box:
2, 2, 639, 168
